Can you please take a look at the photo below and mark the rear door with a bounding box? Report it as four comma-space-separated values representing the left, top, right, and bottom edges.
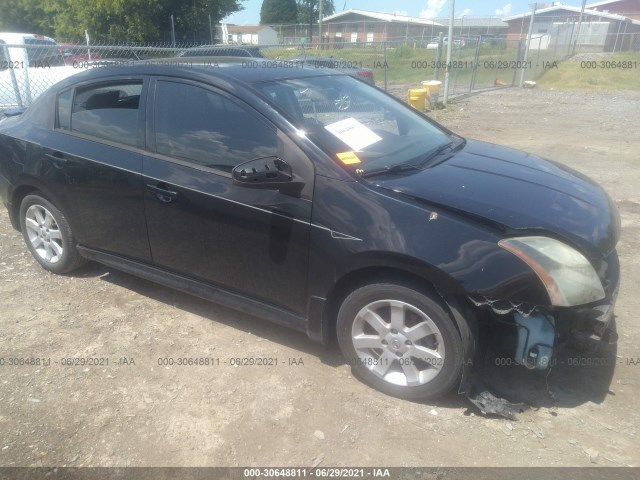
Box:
30, 78, 152, 261
142, 78, 314, 315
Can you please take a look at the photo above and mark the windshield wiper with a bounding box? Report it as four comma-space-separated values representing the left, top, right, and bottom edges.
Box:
360, 162, 422, 178
422, 138, 467, 167
359, 138, 465, 179
420, 141, 454, 165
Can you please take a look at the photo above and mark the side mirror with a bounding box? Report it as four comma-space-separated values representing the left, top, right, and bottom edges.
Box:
232, 156, 304, 194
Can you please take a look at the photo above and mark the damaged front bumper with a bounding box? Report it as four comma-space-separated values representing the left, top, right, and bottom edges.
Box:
462, 250, 620, 417
470, 248, 620, 370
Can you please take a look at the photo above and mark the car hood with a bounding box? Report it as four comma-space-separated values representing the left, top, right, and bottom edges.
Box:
376, 139, 620, 257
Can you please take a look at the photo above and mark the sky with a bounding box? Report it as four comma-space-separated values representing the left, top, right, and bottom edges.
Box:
222, 0, 581, 24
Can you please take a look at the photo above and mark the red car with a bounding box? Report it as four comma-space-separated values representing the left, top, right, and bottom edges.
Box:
58, 43, 101, 65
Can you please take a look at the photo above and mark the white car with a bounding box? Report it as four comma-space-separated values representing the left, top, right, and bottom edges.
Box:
0, 33, 80, 110
426, 37, 466, 50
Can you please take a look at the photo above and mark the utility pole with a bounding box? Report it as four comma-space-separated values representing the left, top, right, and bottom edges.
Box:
519, 2, 537, 87
319, 0, 323, 46
443, 0, 455, 104
309, 0, 313, 44
170, 14, 176, 47
572, 0, 587, 55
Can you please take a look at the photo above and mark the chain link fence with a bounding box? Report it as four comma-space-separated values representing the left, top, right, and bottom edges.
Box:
260, 30, 638, 99
2, 30, 639, 111
1, 42, 196, 110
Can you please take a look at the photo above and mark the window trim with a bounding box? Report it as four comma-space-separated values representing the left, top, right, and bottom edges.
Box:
55, 88, 74, 130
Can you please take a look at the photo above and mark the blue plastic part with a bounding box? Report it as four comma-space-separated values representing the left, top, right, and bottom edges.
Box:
514, 312, 555, 370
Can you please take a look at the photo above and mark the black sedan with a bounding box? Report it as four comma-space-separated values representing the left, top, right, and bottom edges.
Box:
0, 61, 620, 400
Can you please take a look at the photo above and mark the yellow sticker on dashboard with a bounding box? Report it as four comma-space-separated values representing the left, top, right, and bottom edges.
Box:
337, 151, 361, 165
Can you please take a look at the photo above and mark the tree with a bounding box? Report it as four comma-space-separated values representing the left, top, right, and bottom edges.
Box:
168, 0, 245, 42
44, 0, 167, 42
260, 0, 297, 24
41, 0, 245, 42
296, 0, 334, 25
0, 0, 52, 36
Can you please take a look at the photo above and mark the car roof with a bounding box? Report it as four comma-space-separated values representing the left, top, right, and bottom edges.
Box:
0, 32, 56, 44
51, 58, 344, 91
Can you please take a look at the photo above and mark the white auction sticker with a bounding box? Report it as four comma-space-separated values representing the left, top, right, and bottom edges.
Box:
324, 117, 382, 151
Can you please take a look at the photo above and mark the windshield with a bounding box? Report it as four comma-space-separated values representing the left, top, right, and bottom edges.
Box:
253, 75, 456, 176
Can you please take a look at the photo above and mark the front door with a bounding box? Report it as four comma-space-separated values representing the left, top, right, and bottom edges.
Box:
142, 79, 314, 315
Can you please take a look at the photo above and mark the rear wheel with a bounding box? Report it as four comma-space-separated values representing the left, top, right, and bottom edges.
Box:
19, 194, 86, 274
337, 283, 463, 400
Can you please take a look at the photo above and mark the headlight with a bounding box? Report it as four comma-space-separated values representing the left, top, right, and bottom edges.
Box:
498, 236, 605, 307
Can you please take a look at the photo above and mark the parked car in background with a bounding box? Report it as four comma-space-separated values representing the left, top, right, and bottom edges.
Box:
426, 37, 467, 49
58, 42, 101, 65
291, 56, 375, 85
0, 33, 78, 110
0, 60, 620, 401
177, 44, 265, 58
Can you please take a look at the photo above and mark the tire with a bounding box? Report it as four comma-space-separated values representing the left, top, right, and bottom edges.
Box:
19, 193, 86, 274
337, 282, 464, 400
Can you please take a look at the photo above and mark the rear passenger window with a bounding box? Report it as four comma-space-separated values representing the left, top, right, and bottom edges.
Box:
71, 82, 142, 147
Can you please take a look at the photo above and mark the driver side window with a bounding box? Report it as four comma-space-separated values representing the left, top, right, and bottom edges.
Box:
153, 81, 279, 172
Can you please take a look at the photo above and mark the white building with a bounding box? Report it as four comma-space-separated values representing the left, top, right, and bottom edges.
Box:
226, 25, 278, 45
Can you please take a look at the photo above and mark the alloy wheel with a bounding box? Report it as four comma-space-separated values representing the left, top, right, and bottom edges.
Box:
24, 204, 64, 264
351, 299, 445, 387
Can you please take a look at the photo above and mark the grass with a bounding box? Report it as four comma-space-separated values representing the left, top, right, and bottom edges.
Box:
264, 44, 640, 92
263, 44, 522, 89
535, 53, 640, 90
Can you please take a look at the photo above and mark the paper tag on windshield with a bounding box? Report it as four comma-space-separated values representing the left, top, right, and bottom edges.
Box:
336, 151, 361, 165
324, 117, 382, 151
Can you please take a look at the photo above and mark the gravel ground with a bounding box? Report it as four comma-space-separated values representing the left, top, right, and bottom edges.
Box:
0, 87, 639, 468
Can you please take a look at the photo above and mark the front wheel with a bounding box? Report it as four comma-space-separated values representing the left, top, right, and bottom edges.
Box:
19, 193, 86, 274
337, 283, 464, 400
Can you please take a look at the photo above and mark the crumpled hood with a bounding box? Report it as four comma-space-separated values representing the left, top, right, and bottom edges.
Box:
376, 139, 620, 257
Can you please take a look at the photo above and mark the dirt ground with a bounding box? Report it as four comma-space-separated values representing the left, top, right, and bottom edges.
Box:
0, 87, 639, 468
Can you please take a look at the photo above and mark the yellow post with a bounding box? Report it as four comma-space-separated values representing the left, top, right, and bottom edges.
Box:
420, 81, 442, 107
407, 88, 428, 111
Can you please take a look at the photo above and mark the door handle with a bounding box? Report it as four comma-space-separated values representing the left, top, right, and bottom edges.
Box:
146, 183, 179, 204
45, 152, 68, 168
